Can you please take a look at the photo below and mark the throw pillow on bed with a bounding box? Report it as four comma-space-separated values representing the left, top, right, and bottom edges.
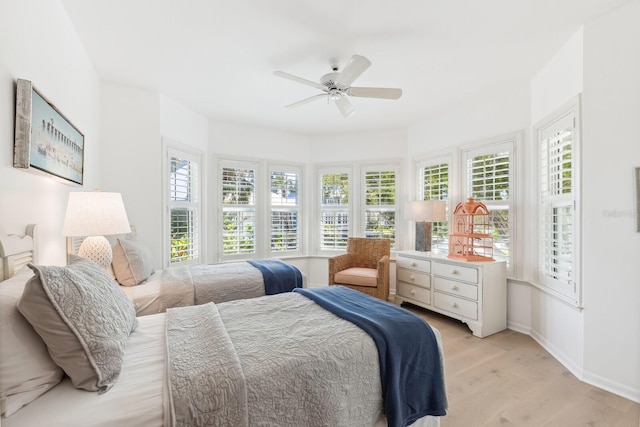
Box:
17, 255, 137, 393
111, 238, 154, 286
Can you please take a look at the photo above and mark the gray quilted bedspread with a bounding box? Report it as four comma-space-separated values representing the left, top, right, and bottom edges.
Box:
165, 292, 383, 427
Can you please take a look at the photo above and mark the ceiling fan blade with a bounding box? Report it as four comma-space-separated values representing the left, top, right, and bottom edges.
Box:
334, 95, 355, 118
349, 87, 403, 100
284, 93, 328, 108
274, 71, 327, 91
335, 54, 371, 87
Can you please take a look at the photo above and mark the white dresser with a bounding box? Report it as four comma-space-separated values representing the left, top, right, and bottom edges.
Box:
395, 250, 507, 338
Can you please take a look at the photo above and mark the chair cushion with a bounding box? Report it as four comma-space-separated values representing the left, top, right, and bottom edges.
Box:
334, 267, 378, 288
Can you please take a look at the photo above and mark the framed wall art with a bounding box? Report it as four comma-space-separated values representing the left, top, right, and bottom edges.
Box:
636, 167, 640, 232
14, 78, 84, 186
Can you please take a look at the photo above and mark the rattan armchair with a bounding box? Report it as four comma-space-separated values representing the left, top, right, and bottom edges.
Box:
328, 237, 391, 301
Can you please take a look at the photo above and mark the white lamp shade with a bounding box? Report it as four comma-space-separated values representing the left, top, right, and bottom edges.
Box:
62, 191, 131, 237
404, 200, 447, 222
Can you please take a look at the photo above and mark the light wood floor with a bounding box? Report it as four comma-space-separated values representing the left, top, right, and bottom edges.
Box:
403, 303, 640, 427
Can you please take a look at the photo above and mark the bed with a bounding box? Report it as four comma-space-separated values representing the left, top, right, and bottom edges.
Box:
75, 235, 306, 315
1, 225, 447, 427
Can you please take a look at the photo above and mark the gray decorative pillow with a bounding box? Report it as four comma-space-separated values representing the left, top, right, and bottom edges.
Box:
112, 238, 155, 286
17, 255, 137, 392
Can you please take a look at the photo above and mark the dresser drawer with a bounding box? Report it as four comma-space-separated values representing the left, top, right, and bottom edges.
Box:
433, 262, 478, 284
398, 282, 431, 304
397, 268, 430, 288
434, 292, 478, 320
397, 256, 431, 273
434, 277, 478, 300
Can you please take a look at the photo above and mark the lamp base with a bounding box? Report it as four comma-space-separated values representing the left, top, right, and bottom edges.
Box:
415, 221, 433, 252
78, 236, 112, 269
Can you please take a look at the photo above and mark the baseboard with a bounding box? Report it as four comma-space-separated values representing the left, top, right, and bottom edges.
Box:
506, 320, 530, 335
531, 330, 640, 404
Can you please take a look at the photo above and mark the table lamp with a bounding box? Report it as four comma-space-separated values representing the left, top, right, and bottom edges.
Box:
405, 200, 447, 252
62, 191, 131, 269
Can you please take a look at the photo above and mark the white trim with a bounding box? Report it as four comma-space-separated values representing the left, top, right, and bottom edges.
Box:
533, 94, 582, 308
162, 138, 204, 268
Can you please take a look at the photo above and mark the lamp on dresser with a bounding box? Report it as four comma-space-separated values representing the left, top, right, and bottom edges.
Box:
62, 191, 131, 269
405, 200, 447, 252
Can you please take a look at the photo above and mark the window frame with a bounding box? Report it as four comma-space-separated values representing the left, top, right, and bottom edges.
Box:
361, 164, 399, 249
461, 135, 517, 275
316, 165, 353, 254
218, 158, 259, 261
268, 163, 303, 257
162, 140, 204, 268
414, 153, 454, 253
534, 96, 582, 307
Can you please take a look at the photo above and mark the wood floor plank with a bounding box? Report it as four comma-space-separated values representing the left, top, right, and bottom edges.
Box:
401, 303, 640, 427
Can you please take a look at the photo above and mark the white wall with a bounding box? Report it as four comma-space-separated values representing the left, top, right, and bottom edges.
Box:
529, 27, 586, 382
100, 83, 163, 266
582, 0, 640, 401
0, 0, 101, 265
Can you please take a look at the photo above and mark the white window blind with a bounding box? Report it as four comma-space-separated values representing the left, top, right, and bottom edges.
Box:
167, 147, 201, 266
320, 170, 350, 250
363, 168, 397, 247
464, 146, 512, 266
417, 159, 450, 252
538, 109, 578, 303
270, 168, 301, 253
221, 164, 256, 256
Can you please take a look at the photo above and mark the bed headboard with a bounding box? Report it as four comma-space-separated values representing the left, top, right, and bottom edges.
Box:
0, 224, 37, 280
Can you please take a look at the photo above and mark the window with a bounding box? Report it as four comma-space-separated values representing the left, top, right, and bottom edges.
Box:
417, 158, 450, 252
537, 100, 580, 305
319, 168, 350, 250
270, 166, 301, 254
363, 166, 397, 247
462, 142, 514, 268
165, 144, 202, 267
220, 161, 257, 256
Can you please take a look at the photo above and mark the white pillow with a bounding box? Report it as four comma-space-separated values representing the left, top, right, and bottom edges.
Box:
0, 267, 63, 417
111, 238, 154, 286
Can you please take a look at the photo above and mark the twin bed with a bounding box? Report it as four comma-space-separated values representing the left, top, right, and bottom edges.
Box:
0, 225, 447, 427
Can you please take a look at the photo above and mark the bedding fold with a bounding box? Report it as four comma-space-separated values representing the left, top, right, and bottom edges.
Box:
166, 303, 248, 427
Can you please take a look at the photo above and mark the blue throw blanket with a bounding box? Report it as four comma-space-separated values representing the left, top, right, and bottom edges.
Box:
248, 259, 303, 295
294, 286, 447, 427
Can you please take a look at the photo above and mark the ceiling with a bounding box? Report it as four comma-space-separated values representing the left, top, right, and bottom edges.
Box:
60, 0, 629, 136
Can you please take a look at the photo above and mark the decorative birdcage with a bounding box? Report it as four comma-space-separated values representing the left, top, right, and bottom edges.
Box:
448, 197, 494, 261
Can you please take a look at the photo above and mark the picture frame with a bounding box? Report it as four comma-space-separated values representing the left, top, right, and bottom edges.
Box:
14, 78, 84, 186
636, 167, 640, 232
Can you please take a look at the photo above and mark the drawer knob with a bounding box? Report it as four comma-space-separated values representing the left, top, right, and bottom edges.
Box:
451, 302, 458, 308
410, 290, 416, 295
450, 269, 458, 275
409, 274, 415, 281
450, 285, 458, 291
410, 261, 417, 267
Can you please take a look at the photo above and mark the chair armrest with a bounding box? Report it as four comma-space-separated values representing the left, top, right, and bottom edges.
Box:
376, 255, 390, 300
328, 253, 354, 284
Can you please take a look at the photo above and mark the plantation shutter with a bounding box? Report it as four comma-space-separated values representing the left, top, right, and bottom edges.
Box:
320, 170, 350, 250
417, 160, 450, 252
464, 147, 512, 265
539, 111, 577, 302
363, 168, 396, 247
168, 149, 200, 265
221, 164, 256, 256
270, 168, 301, 253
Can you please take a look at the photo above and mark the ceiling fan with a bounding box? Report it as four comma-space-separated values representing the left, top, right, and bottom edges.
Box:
273, 54, 402, 118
